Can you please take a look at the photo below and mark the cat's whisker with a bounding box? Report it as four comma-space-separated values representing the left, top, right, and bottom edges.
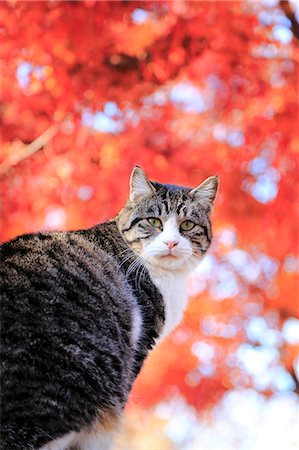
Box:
135, 262, 144, 292
139, 265, 148, 292
119, 256, 133, 269
126, 257, 143, 280
118, 251, 136, 269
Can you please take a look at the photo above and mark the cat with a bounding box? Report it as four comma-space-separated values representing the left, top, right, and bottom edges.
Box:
0, 166, 218, 450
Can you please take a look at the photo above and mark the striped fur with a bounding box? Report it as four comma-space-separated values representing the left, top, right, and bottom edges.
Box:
0, 167, 218, 450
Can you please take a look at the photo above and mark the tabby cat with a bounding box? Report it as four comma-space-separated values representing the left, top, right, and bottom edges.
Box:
0, 166, 218, 450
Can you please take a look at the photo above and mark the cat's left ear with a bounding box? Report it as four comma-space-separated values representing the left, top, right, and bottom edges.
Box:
130, 166, 156, 202
189, 175, 219, 212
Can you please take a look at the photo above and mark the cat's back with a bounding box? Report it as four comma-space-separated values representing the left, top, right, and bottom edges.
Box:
0, 226, 136, 361
1, 228, 116, 286
0, 227, 138, 449
1, 227, 130, 304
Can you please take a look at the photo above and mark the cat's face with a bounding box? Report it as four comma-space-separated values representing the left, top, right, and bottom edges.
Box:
118, 167, 218, 272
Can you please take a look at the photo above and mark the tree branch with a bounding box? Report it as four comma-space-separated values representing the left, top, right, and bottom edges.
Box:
0, 124, 59, 175
279, 0, 299, 41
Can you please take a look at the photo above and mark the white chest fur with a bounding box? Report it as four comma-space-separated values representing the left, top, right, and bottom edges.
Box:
148, 267, 189, 342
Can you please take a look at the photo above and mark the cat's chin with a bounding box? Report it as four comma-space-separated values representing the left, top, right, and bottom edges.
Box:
145, 254, 191, 272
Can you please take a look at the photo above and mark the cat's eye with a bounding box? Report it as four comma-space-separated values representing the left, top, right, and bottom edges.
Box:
148, 217, 162, 229
180, 220, 195, 231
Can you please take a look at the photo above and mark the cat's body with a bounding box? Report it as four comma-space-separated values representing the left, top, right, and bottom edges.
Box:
0, 167, 218, 450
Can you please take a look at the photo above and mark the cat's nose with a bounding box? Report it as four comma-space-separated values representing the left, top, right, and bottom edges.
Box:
164, 240, 178, 250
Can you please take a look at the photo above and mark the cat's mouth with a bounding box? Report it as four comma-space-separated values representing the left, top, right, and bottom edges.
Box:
144, 252, 190, 271
160, 253, 178, 259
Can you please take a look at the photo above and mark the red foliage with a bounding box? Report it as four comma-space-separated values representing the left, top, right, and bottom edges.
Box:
1, 0, 298, 411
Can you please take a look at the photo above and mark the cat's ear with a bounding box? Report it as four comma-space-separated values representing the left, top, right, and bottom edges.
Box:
130, 166, 156, 202
189, 175, 219, 212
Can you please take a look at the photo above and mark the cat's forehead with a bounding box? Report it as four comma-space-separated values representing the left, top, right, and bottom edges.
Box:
137, 181, 200, 217
151, 181, 190, 194
151, 182, 191, 207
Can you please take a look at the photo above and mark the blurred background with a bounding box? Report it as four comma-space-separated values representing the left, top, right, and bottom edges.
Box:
0, 1, 298, 448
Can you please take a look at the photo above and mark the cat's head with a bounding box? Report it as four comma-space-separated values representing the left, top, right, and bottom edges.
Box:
118, 167, 219, 272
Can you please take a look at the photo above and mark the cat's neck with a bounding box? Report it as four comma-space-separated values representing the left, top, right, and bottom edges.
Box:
147, 265, 190, 342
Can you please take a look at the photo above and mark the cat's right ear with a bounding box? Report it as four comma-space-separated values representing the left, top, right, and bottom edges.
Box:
189, 175, 219, 213
130, 166, 156, 203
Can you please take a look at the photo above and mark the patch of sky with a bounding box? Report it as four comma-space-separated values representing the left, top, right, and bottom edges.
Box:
156, 389, 298, 449
258, 253, 279, 279
164, 403, 198, 445
192, 341, 215, 361
170, 82, 206, 113
260, 0, 279, 8
248, 156, 268, 175
218, 389, 264, 428
264, 105, 275, 119
272, 25, 293, 44
201, 316, 239, 339
206, 73, 223, 90
172, 328, 192, 345
258, 11, 274, 26
103, 101, 122, 118
244, 302, 263, 317
123, 107, 140, 127
237, 343, 279, 377
247, 150, 280, 204
143, 90, 168, 106
16, 62, 45, 89
156, 398, 198, 445
250, 169, 279, 203
213, 124, 227, 142
218, 228, 237, 247
261, 146, 276, 163
195, 253, 215, 276
16, 62, 32, 88
44, 208, 66, 229
77, 186, 94, 201
271, 366, 296, 392
282, 318, 299, 345
187, 276, 207, 297
210, 268, 239, 300
264, 310, 280, 328
198, 364, 215, 377
212, 390, 298, 450
259, 9, 291, 28
131, 8, 150, 24
246, 317, 268, 342
227, 130, 245, 148
227, 249, 251, 271
284, 255, 298, 273
82, 108, 123, 134
227, 249, 260, 283
246, 316, 282, 347
185, 369, 202, 386
252, 43, 281, 59
273, 8, 292, 24
270, 72, 286, 88
213, 124, 245, 148
189, 259, 215, 295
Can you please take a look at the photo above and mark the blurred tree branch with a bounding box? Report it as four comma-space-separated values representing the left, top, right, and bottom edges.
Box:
280, 0, 299, 41
0, 125, 58, 175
